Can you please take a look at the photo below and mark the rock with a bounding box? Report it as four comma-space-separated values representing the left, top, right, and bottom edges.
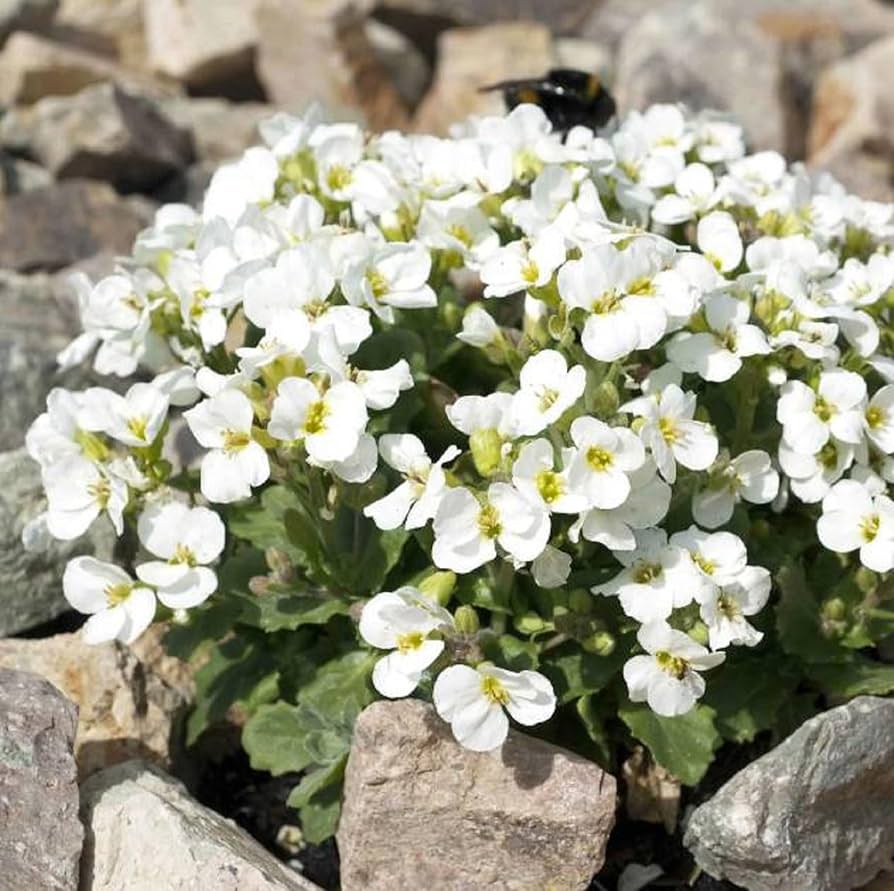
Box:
0, 0, 58, 45
80, 760, 321, 890
3, 83, 192, 191
365, 17, 430, 110
153, 159, 216, 206
684, 696, 894, 891
337, 699, 616, 891
0, 154, 53, 193
0, 631, 189, 779
256, 0, 408, 131
0, 179, 151, 271
0, 450, 114, 636
0, 667, 82, 891
143, 0, 259, 90
159, 97, 272, 162
808, 35, 894, 201
414, 22, 556, 135
0, 32, 165, 106
554, 37, 613, 80
55, 0, 144, 64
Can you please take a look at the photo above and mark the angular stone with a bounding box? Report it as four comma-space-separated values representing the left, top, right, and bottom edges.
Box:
414, 22, 556, 135
0, 631, 188, 779
4, 82, 192, 191
143, 0, 259, 89
0, 0, 58, 44
365, 18, 430, 110
337, 699, 616, 891
56, 0, 143, 65
0, 449, 116, 636
159, 97, 272, 163
684, 696, 894, 891
0, 154, 54, 193
256, 0, 408, 131
0, 667, 82, 891
808, 35, 894, 201
0, 180, 151, 271
80, 760, 321, 890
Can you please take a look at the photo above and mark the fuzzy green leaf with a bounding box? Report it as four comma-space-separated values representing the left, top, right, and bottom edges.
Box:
807, 659, 894, 698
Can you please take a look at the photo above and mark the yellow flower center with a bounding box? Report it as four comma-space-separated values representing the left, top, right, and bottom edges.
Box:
592, 290, 620, 315
480, 674, 509, 705
818, 442, 839, 470
222, 429, 250, 454
535, 469, 563, 504
656, 650, 688, 680
866, 405, 884, 429
303, 400, 329, 436
366, 268, 389, 300
190, 287, 210, 319
860, 514, 880, 543
618, 160, 640, 182
326, 164, 352, 192
446, 223, 473, 248
87, 478, 111, 509
634, 562, 662, 584
104, 582, 132, 607
717, 592, 740, 620
170, 543, 197, 567
658, 416, 678, 444
586, 446, 614, 472
538, 387, 559, 412
521, 259, 539, 285
627, 276, 655, 297
127, 415, 148, 442
813, 396, 835, 423
693, 553, 716, 575
478, 503, 502, 539
397, 630, 425, 654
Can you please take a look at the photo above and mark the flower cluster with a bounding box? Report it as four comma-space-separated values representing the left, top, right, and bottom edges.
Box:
26, 98, 893, 756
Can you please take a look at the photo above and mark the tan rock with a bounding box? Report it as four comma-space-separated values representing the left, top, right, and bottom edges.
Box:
0, 631, 189, 779
337, 699, 617, 891
413, 22, 555, 135
256, 0, 407, 131
142, 0, 259, 88
808, 35, 894, 201
622, 747, 681, 833
80, 760, 322, 890
55, 0, 143, 64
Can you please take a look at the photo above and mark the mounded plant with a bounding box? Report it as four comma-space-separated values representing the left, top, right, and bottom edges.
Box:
26, 100, 894, 842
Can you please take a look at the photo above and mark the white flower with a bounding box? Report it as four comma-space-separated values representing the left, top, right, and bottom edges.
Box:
432, 484, 550, 573
697, 210, 742, 272
416, 194, 499, 264
567, 417, 646, 509
623, 621, 724, 717
446, 392, 517, 439
777, 370, 867, 454
778, 438, 853, 504
63, 556, 156, 644
669, 526, 747, 602
667, 293, 770, 382
359, 587, 454, 698
697, 566, 770, 650
433, 663, 556, 752
531, 545, 572, 589
817, 479, 894, 572
511, 439, 588, 514
865, 385, 894, 453
92, 383, 170, 448
203, 146, 278, 225
651, 163, 719, 225
480, 229, 565, 298
693, 450, 779, 528
364, 435, 459, 530
457, 304, 501, 348
621, 385, 718, 484
136, 501, 225, 609
184, 390, 270, 503
510, 350, 585, 436
43, 455, 127, 540
268, 377, 368, 464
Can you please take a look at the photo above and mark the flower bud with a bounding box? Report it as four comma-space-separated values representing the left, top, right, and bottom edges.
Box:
569, 590, 594, 615
821, 597, 847, 622
590, 380, 620, 418
687, 622, 710, 647
581, 631, 615, 656
419, 570, 456, 606
855, 567, 877, 594
454, 605, 480, 635
514, 611, 549, 634
470, 428, 503, 477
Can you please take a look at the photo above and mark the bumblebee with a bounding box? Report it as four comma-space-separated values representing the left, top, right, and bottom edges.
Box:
480, 68, 616, 132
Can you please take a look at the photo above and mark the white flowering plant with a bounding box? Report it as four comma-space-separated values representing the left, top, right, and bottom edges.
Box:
25, 100, 894, 841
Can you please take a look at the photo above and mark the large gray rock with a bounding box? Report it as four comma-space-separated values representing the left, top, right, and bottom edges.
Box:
0, 667, 82, 891
685, 696, 894, 891
414, 22, 556, 135
337, 699, 617, 891
0, 0, 58, 44
80, 760, 321, 890
0, 179, 152, 271
3, 82, 192, 191
0, 449, 115, 635
0, 631, 188, 778
808, 35, 894, 201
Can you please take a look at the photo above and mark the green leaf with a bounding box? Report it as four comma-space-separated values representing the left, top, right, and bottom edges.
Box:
299, 650, 377, 725
541, 639, 628, 704
228, 486, 300, 554
776, 560, 848, 663
619, 703, 721, 786
575, 695, 612, 765
287, 755, 347, 809
807, 659, 894, 698
236, 591, 350, 632
242, 702, 319, 776
297, 780, 342, 844
482, 634, 539, 671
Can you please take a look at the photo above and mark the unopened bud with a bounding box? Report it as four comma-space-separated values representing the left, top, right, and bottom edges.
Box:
687, 622, 710, 647
569, 590, 594, 615
454, 605, 480, 635
249, 575, 271, 596
514, 611, 549, 634
470, 427, 503, 477
419, 570, 456, 606
581, 631, 615, 656
591, 380, 620, 418
855, 567, 877, 594
822, 597, 847, 621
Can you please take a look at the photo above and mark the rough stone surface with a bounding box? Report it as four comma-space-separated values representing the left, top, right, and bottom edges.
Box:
0, 456, 116, 635
256, 0, 408, 131
4, 82, 192, 191
337, 699, 617, 891
414, 22, 556, 135
143, 0, 259, 88
80, 760, 321, 890
0, 154, 54, 193
808, 35, 894, 201
0, 667, 82, 891
0, 179, 151, 271
159, 97, 272, 162
0, 631, 188, 779
365, 17, 430, 110
0, 0, 59, 44
685, 696, 894, 891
